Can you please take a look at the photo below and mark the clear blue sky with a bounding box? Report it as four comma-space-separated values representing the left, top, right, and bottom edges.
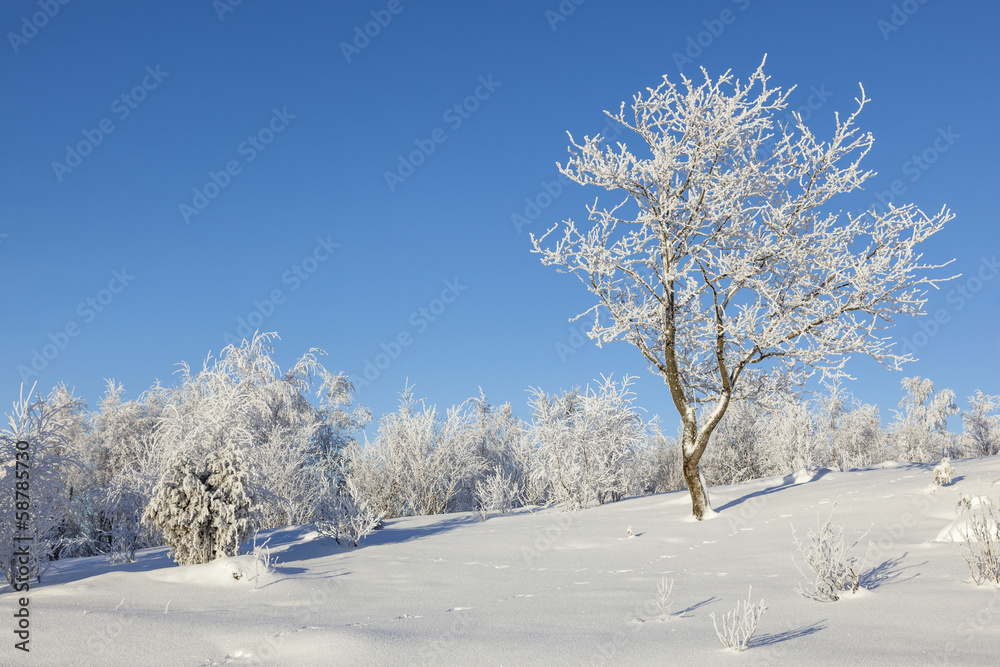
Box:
2, 0, 998, 434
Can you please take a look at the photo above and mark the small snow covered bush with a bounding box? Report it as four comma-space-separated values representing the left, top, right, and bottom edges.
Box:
952, 495, 1000, 585
475, 470, 520, 519
250, 534, 278, 590
142, 443, 253, 566
710, 586, 765, 651
316, 478, 384, 547
933, 457, 955, 486
792, 508, 870, 601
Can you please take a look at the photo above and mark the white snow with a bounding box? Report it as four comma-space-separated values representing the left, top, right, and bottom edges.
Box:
15, 458, 1000, 665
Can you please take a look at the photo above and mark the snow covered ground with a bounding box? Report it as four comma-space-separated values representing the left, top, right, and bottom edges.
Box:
13, 457, 1000, 666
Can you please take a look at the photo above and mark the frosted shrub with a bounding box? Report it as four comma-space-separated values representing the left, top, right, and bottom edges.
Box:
764, 399, 824, 475
0, 385, 83, 585
529, 376, 644, 511
953, 496, 1000, 585
792, 508, 870, 601
933, 457, 955, 486
833, 403, 887, 470
156, 333, 370, 533
250, 534, 278, 590
316, 478, 383, 547
475, 470, 520, 519
344, 386, 484, 519
710, 587, 766, 651
142, 443, 253, 566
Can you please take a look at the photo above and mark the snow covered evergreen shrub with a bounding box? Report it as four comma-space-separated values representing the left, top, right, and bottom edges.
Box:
933, 457, 955, 486
142, 443, 253, 566
961, 391, 1000, 457
0, 385, 83, 585
529, 376, 644, 511
154, 333, 369, 534
792, 508, 870, 601
710, 586, 766, 651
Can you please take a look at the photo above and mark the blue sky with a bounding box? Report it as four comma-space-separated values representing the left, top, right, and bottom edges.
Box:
2, 0, 998, 434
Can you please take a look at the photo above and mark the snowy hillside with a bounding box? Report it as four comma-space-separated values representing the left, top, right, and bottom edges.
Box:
16, 457, 1000, 666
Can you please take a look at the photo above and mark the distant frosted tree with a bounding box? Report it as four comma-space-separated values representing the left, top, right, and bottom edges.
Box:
890, 377, 958, 461
0, 385, 83, 584
961, 391, 1000, 457
343, 385, 483, 518
529, 376, 645, 510
531, 58, 954, 519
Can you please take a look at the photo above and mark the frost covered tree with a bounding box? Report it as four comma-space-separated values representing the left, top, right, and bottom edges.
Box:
961, 391, 1000, 457
531, 58, 954, 519
155, 332, 369, 531
0, 385, 83, 584
142, 441, 252, 566
890, 377, 958, 462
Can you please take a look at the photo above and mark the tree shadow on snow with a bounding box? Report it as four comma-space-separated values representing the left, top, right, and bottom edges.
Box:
748, 621, 826, 648
860, 553, 922, 590
360, 514, 482, 548
714, 468, 834, 513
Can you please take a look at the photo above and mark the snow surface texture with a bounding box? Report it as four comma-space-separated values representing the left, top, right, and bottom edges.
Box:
9, 458, 1000, 665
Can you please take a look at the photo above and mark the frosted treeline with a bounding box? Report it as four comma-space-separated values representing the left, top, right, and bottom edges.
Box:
1, 332, 997, 576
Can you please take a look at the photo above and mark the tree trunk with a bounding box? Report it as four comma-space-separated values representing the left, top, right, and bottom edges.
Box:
683, 455, 713, 520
